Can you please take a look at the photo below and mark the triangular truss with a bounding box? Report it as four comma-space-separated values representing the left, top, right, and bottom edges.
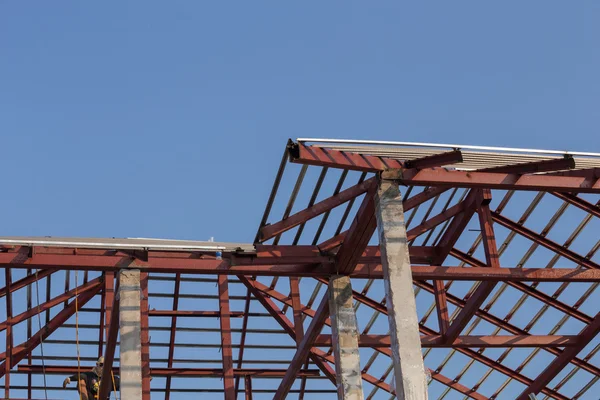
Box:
1, 138, 600, 399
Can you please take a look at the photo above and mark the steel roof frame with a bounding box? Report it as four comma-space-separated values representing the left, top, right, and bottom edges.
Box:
1, 139, 599, 399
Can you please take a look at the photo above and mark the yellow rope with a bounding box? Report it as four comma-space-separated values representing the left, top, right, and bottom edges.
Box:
111, 369, 120, 400
75, 271, 82, 400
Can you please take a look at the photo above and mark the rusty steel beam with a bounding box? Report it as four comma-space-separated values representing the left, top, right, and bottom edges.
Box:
289, 142, 404, 171
517, 311, 600, 400
5, 268, 12, 398
0, 245, 437, 273
234, 285, 252, 398
97, 275, 107, 359
244, 278, 394, 396
433, 280, 450, 335
478, 157, 575, 174
18, 365, 321, 377
444, 190, 500, 343
403, 186, 450, 211
428, 369, 489, 400
316, 186, 449, 252
432, 189, 479, 264
311, 334, 580, 348
0, 268, 54, 298
313, 279, 487, 399
245, 376, 252, 400
542, 167, 600, 178
406, 200, 467, 242
3, 253, 600, 280
413, 266, 600, 282
290, 143, 600, 193
164, 273, 181, 400
259, 177, 376, 242
321, 275, 562, 399
550, 191, 600, 219
0, 282, 101, 377
255, 276, 486, 399
0, 277, 101, 332
97, 276, 120, 400
218, 275, 235, 400
140, 272, 151, 400
290, 277, 304, 345
273, 293, 330, 399
404, 150, 463, 169
103, 272, 115, 349
415, 279, 600, 378
237, 276, 337, 386
395, 165, 600, 193
335, 180, 378, 274
345, 284, 530, 399
491, 212, 600, 270
450, 249, 595, 324
149, 310, 246, 317
419, 326, 568, 400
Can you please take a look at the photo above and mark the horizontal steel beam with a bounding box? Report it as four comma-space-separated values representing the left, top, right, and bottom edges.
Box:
289, 143, 600, 193
0, 268, 54, 298
404, 150, 463, 169
0, 245, 436, 272
1, 248, 598, 281
17, 365, 321, 377
259, 177, 376, 242
478, 157, 575, 174
148, 310, 246, 318
313, 334, 580, 348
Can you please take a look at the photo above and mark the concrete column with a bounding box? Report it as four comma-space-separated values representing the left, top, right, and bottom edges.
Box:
118, 269, 143, 400
329, 275, 364, 400
375, 178, 428, 400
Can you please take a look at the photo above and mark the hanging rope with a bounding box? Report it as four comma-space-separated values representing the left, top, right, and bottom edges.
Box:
33, 269, 49, 400
75, 271, 83, 400
110, 369, 120, 400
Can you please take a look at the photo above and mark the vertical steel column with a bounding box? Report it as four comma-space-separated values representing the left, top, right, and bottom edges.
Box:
26, 268, 32, 400
329, 275, 364, 400
4, 268, 12, 399
98, 274, 119, 400
140, 272, 151, 400
290, 277, 305, 345
375, 175, 428, 400
218, 275, 235, 400
433, 280, 449, 335
244, 376, 253, 400
118, 269, 143, 400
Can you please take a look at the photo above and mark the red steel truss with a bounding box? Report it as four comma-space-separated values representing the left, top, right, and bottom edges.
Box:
1, 139, 600, 399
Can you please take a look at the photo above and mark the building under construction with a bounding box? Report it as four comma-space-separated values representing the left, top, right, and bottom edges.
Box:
1, 138, 600, 399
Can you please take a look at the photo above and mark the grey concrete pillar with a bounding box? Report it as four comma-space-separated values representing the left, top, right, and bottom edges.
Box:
375, 178, 428, 400
329, 275, 364, 400
118, 269, 143, 400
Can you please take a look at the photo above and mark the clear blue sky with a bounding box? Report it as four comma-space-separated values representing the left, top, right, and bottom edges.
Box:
1, 2, 600, 399
1, 1, 598, 243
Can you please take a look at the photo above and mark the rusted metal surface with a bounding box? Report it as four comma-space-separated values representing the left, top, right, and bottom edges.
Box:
18, 365, 321, 377
433, 280, 449, 335
218, 275, 235, 400
5, 268, 12, 398
97, 275, 119, 400
140, 272, 151, 400
260, 177, 375, 242
273, 292, 330, 399
2, 140, 600, 399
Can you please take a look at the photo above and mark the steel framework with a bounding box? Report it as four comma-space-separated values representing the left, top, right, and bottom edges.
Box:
1, 138, 600, 399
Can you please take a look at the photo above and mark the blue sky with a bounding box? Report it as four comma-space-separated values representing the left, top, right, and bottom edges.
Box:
1, 2, 600, 399
1, 1, 598, 243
